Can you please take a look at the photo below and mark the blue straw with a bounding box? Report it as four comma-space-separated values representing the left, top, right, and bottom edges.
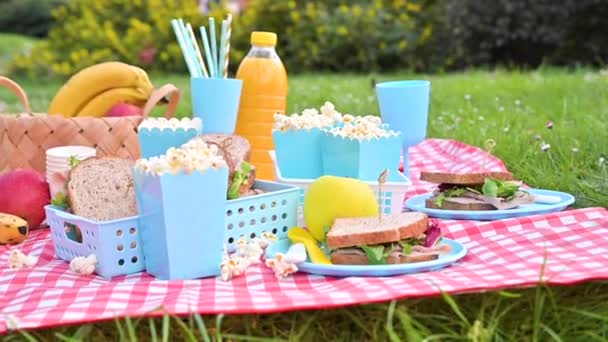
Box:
178, 19, 201, 78
170, 19, 196, 76
199, 26, 216, 78
217, 20, 228, 79
209, 17, 218, 79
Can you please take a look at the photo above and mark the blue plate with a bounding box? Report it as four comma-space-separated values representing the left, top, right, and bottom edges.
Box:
265, 238, 467, 277
405, 188, 575, 221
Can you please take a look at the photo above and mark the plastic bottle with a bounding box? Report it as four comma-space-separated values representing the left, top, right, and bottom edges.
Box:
235, 31, 288, 180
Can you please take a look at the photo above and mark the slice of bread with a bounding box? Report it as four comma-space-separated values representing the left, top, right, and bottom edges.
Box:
326, 212, 428, 249
330, 251, 438, 265
420, 171, 513, 185
67, 157, 137, 221
425, 197, 496, 211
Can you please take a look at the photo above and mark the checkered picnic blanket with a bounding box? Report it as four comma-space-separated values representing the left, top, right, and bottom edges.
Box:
1, 139, 607, 333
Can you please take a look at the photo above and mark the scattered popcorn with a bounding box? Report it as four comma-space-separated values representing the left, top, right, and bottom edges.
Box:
326, 121, 399, 140
254, 231, 278, 249
69, 254, 97, 275
265, 253, 298, 280
235, 236, 264, 264
5, 314, 19, 330
503, 127, 510, 133
138, 117, 202, 131
540, 142, 551, 152
571, 147, 579, 153
464, 94, 471, 101
135, 139, 227, 176
515, 99, 521, 106
8, 249, 37, 269
219, 233, 278, 282
499, 106, 505, 112
546, 121, 554, 129
220, 253, 250, 282
599, 157, 606, 166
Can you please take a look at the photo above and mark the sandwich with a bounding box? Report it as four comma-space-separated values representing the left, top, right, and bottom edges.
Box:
66, 157, 138, 221
421, 171, 534, 210
196, 134, 263, 199
326, 212, 451, 265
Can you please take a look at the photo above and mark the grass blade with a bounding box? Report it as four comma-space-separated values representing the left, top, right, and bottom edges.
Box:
114, 317, 126, 342
440, 291, 470, 328
162, 314, 170, 342
194, 314, 212, 342
149, 318, 158, 342
540, 323, 563, 342
216, 314, 224, 342
396, 308, 427, 342
172, 316, 198, 342
125, 317, 137, 342
293, 311, 318, 340
385, 300, 400, 342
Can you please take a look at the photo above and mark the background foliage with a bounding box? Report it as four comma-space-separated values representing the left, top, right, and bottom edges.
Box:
6, 0, 608, 78
0, 0, 67, 38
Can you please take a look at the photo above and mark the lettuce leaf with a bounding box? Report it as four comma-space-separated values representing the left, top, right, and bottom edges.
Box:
360, 245, 386, 265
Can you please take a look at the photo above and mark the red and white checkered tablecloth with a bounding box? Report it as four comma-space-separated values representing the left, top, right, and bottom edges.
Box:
1, 139, 607, 333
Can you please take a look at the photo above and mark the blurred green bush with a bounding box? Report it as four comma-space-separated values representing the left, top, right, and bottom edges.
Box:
233, 0, 434, 73
9, 0, 228, 78
0, 0, 68, 38
8, 0, 607, 78
434, 0, 608, 68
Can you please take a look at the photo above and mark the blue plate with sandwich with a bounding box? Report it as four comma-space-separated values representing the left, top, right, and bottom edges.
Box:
266, 212, 467, 277
405, 171, 575, 221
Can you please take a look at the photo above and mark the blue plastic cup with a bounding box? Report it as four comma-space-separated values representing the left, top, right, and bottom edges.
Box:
376, 80, 431, 177
191, 77, 243, 134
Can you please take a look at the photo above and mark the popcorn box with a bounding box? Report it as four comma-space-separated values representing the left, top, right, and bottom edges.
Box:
272, 128, 324, 179
137, 119, 202, 158
133, 168, 229, 280
321, 131, 404, 181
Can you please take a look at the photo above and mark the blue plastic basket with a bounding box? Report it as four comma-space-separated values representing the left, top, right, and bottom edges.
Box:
224, 180, 300, 252
44, 205, 145, 278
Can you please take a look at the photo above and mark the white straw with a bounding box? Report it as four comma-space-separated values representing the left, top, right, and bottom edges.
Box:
223, 14, 232, 78
186, 23, 208, 78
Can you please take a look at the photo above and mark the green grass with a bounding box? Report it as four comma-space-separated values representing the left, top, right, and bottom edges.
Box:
2, 56, 608, 339
0, 33, 39, 74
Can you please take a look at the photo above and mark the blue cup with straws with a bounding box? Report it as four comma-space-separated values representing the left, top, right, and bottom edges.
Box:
191, 77, 242, 134
375, 80, 431, 177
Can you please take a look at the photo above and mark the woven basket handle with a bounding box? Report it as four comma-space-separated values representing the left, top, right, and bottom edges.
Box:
142, 83, 180, 118
0, 76, 31, 112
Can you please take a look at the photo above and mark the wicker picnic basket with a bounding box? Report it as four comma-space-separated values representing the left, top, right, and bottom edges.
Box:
0, 76, 181, 174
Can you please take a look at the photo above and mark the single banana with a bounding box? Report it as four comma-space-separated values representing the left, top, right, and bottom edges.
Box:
48, 62, 155, 117
0, 213, 29, 245
76, 87, 149, 117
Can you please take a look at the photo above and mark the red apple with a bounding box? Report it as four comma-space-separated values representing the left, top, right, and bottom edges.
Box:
0, 169, 50, 229
105, 103, 143, 117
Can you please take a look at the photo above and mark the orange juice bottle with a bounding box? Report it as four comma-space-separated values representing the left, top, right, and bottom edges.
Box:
235, 31, 288, 180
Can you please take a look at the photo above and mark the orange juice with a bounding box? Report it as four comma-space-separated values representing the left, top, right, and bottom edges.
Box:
235, 32, 288, 180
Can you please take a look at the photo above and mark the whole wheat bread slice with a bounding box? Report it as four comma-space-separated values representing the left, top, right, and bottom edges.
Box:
420, 171, 513, 185
196, 134, 255, 196
67, 157, 137, 221
425, 197, 496, 211
326, 212, 428, 249
330, 252, 438, 265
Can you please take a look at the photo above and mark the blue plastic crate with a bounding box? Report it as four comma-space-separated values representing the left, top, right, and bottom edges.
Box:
44, 205, 145, 278
224, 180, 300, 252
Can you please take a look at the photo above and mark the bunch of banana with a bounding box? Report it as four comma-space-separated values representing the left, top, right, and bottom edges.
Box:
0, 213, 29, 245
48, 62, 155, 117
